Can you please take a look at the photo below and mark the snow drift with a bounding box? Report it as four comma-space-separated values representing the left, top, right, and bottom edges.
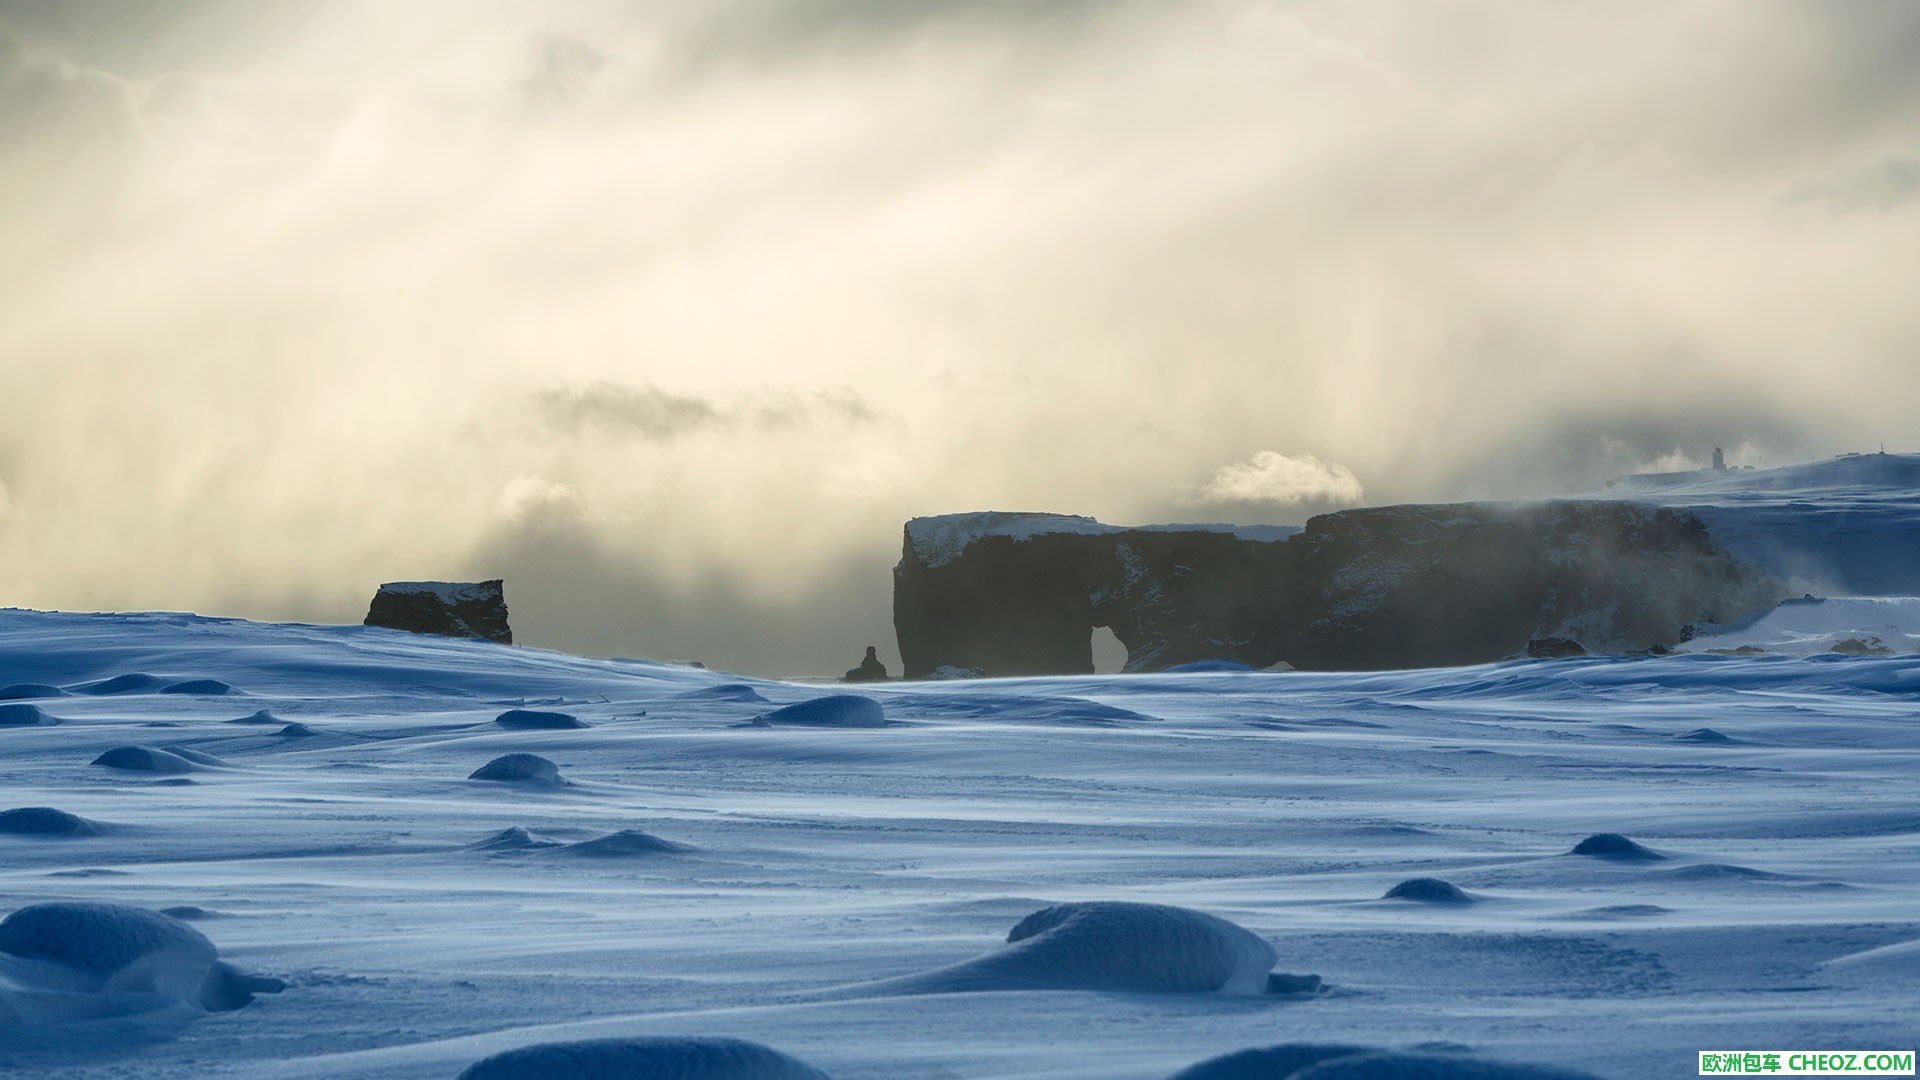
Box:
0, 903, 282, 1031
862, 901, 1283, 996
456, 1036, 832, 1080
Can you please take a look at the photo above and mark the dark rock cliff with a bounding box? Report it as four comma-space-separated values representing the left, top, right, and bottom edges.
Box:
364, 580, 514, 645
892, 503, 1784, 677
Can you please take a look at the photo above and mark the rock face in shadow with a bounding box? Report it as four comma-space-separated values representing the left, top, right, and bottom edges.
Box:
893, 503, 1785, 676
364, 580, 513, 645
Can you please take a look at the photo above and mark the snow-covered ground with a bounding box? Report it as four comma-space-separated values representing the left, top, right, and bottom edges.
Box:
1679, 596, 1920, 656
2, 609, 1914, 1078
1600, 453, 1920, 596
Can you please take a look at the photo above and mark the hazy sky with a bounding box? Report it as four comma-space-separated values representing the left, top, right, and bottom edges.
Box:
3, 1, 1917, 675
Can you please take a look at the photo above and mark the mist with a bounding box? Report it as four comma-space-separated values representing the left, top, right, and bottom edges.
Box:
2, 1, 1917, 675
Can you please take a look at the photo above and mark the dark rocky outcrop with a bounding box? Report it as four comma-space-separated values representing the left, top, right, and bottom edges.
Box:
1525, 637, 1588, 660
364, 580, 513, 644
843, 645, 889, 683
893, 503, 1785, 677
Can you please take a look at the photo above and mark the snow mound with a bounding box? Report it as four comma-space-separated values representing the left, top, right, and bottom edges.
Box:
456, 1036, 833, 1080
756, 695, 887, 728
1290, 1052, 1602, 1079
225, 710, 284, 725
559, 829, 692, 857
1568, 833, 1664, 860
92, 746, 199, 774
1822, 938, 1920, 977
72, 673, 165, 695
1383, 878, 1474, 904
469, 827, 563, 851
0, 702, 60, 727
468, 754, 565, 786
0, 902, 282, 1015
158, 679, 237, 696
1166, 1044, 1374, 1080
679, 683, 770, 703
879, 901, 1281, 995
494, 708, 588, 730
0, 683, 66, 700
1566, 904, 1671, 920
1, 903, 215, 976
0, 807, 99, 836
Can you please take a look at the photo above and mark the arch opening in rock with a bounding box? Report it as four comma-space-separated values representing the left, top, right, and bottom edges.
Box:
1090, 625, 1129, 675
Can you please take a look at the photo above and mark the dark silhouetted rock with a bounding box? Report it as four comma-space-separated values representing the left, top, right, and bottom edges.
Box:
1830, 637, 1892, 655
1525, 637, 1587, 660
365, 579, 513, 644
843, 645, 889, 683
893, 504, 1784, 676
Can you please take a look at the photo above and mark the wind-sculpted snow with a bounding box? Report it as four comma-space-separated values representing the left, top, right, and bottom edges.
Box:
1166, 1046, 1603, 1080
493, 708, 589, 730
468, 753, 565, 785
0, 607, 1913, 1078
1569, 834, 1664, 861
0, 683, 66, 700
0, 807, 99, 836
0, 702, 60, 726
0, 903, 282, 1026
158, 678, 238, 696
1287, 1052, 1604, 1080
859, 902, 1283, 996
1166, 1043, 1375, 1080
753, 694, 888, 728
456, 1037, 832, 1080
1383, 878, 1475, 904
558, 829, 692, 857
91, 745, 200, 774
72, 673, 167, 695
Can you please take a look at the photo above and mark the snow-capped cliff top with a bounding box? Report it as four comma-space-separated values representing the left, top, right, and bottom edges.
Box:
904, 512, 1299, 568
374, 580, 502, 604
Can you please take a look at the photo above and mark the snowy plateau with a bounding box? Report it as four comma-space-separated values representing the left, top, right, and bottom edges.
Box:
2, 459, 1919, 1079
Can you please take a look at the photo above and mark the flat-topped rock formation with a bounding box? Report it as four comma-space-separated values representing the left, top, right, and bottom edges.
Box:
364, 579, 513, 644
893, 503, 1784, 676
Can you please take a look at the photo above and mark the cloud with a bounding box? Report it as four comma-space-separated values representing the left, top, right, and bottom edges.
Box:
519, 34, 606, 108
1186, 452, 1365, 509
529, 382, 879, 441
532, 383, 721, 441
2, 3, 1919, 673
1791, 156, 1920, 213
